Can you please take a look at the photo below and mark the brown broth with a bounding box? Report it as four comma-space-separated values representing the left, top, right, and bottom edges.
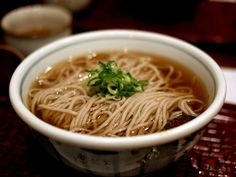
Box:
30, 50, 209, 131
32, 50, 209, 104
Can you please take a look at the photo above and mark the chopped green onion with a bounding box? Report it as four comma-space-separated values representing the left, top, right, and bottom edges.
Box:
87, 60, 148, 100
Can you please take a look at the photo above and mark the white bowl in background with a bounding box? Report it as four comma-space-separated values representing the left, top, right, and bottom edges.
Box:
1, 4, 72, 55
9, 30, 226, 176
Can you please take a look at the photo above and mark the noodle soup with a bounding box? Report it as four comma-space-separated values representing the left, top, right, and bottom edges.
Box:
10, 30, 226, 176
28, 50, 208, 136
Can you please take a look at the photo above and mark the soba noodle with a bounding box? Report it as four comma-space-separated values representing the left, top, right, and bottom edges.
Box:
28, 51, 206, 137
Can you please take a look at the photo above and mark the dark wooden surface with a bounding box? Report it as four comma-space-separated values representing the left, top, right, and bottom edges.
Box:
0, 0, 236, 176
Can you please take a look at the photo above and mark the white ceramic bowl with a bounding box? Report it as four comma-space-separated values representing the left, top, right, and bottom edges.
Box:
1, 4, 72, 55
9, 30, 226, 176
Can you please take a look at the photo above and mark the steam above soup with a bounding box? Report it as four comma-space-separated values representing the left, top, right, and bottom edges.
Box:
28, 50, 208, 136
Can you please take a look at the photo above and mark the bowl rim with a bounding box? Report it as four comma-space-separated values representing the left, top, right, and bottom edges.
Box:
9, 29, 226, 151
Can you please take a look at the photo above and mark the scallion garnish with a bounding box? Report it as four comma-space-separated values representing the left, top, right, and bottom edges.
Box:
87, 61, 148, 100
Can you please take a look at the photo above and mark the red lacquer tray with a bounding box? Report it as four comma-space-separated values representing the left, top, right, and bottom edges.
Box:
0, 100, 235, 177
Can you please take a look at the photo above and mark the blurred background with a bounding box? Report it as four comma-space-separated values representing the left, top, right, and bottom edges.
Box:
0, 0, 235, 65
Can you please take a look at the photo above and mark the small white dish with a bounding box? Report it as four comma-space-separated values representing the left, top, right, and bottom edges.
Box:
1, 4, 72, 55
